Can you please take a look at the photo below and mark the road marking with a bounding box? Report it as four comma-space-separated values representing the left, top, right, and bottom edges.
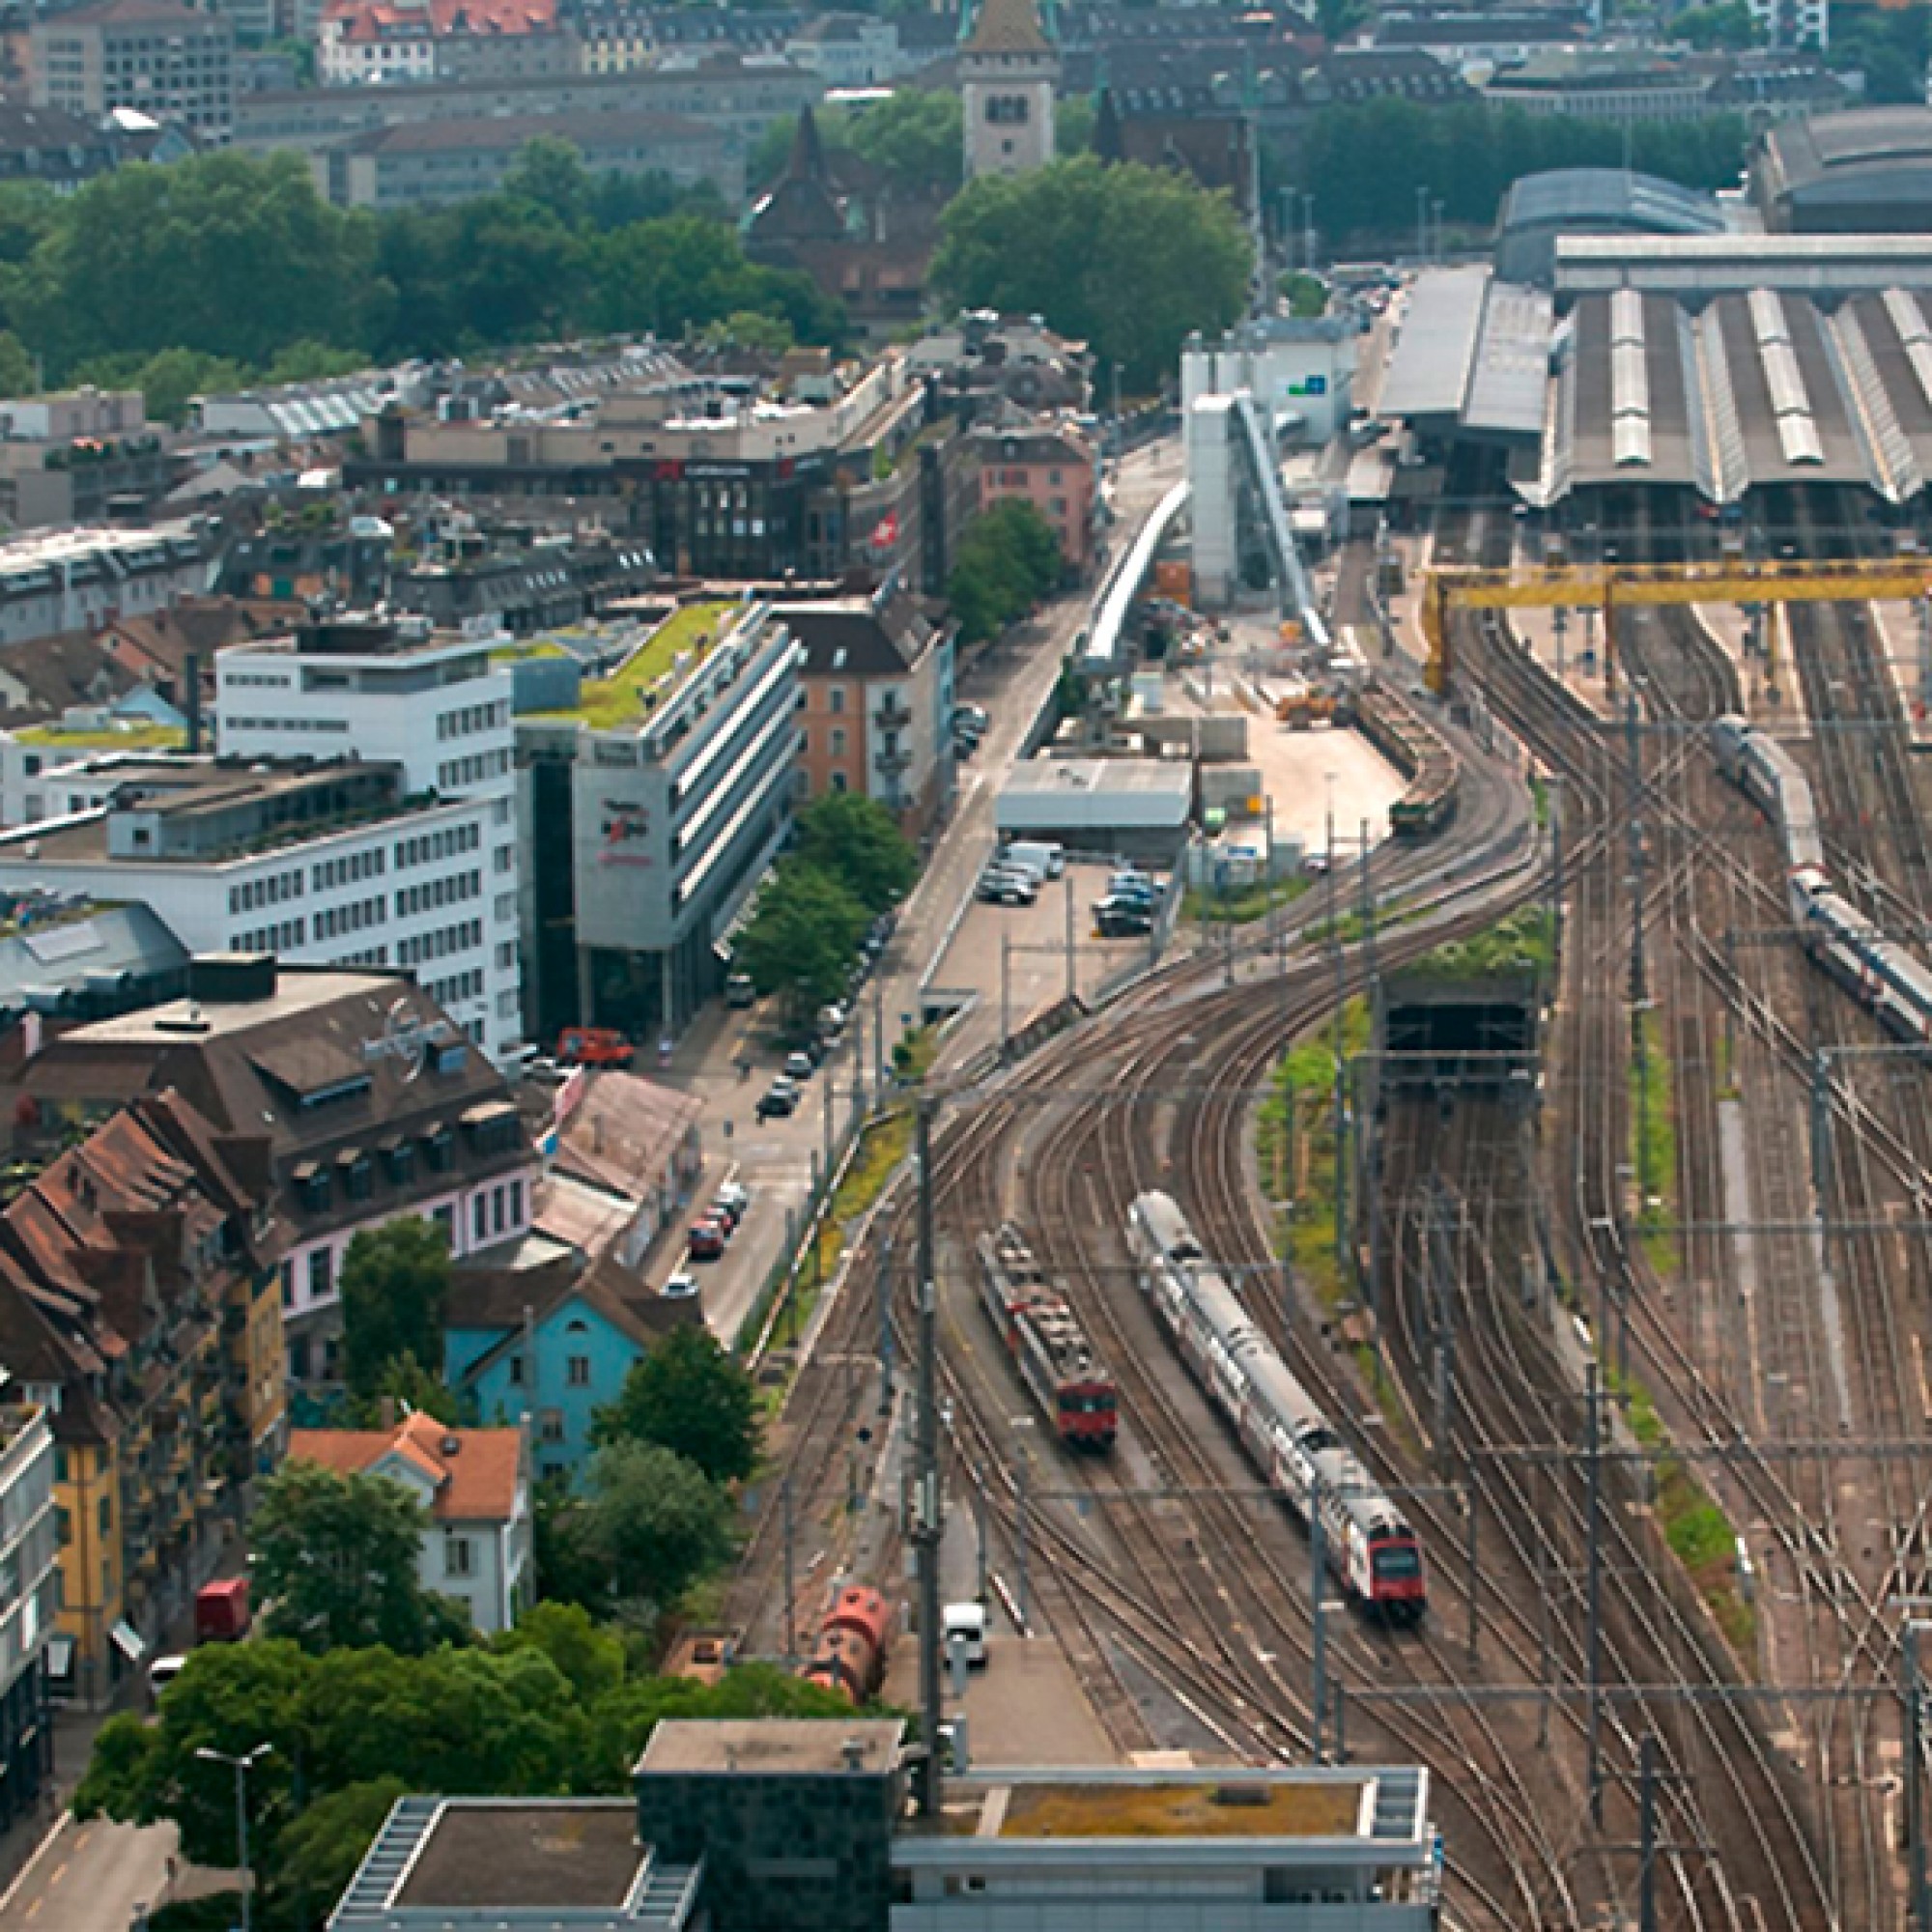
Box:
23, 1896, 40, 1918
0, 1813, 70, 1919
45, 1863, 65, 1888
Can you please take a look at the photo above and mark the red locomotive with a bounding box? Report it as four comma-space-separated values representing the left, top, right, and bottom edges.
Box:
800, 1582, 896, 1704
977, 1224, 1118, 1450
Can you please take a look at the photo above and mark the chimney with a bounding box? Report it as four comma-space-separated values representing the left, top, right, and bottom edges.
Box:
378, 1395, 396, 1429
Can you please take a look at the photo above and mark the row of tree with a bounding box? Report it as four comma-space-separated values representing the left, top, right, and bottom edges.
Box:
1286, 99, 1752, 243
734, 790, 918, 1015
0, 142, 839, 415
75, 1611, 850, 1927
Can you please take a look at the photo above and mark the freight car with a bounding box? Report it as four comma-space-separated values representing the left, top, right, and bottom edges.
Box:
1353, 683, 1459, 840
977, 1224, 1119, 1450
1125, 1190, 1427, 1623
799, 1582, 896, 1704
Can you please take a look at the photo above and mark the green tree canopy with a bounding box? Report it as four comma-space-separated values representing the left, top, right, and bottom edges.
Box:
339, 1217, 451, 1403
794, 790, 918, 916
593, 1325, 761, 1484
253, 1461, 466, 1656
578, 1439, 737, 1614
931, 156, 1250, 390
948, 497, 1064, 643
734, 856, 871, 1009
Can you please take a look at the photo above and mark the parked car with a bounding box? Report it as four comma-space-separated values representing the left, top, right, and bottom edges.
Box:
688, 1217, 727, 1262
724, 972, 757, 1009
783, 1049, 815, 1081
979, 867, 1037, 906
817, 1003, 847, 1038
953, 703, 990, 737
757, 1077, 801, 1122
1096, 899, 1154, 939
710, 1193, 745, 1233
1004, 840, 1065, 880
1106, 878, 1159, 910
195, 1577, 251, 1644
663, 1271, 701, 1301
716, 1179, 751, 1221
149, 1655, 188, 1699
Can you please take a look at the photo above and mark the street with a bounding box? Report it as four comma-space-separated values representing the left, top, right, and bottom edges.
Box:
0, 1818, 185, 1932
667, 434, 1188, 1347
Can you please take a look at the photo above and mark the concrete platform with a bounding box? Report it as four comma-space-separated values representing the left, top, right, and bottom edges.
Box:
882, 1634, 1119, 1769
1694, 602, 1806, 728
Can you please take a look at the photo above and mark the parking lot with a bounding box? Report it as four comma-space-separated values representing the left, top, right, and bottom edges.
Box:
926, 851, 1166, 1068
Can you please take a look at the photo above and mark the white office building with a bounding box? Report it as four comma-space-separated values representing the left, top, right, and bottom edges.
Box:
0, 756, 521, 1062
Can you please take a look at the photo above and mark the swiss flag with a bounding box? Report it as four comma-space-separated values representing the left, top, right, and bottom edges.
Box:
869, 513, 899, 551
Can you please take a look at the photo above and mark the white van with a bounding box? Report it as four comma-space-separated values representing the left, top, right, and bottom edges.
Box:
943, 1601, 989, 1668
1002, 840, 1065, 882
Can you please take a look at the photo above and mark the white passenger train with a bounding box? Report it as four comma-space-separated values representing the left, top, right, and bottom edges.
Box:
1126, 1190, 1427, 1623
1713, 713, 1932, 1041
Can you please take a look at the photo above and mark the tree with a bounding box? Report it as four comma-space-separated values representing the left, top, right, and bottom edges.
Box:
579, 1439, 737, 1612
1671, 1, 1760, 46
339, 1217, 451, 1402
733, 857, 870, 1009
593, 1326, 760, 1484
1055, 94, 1095, 157
0, 330, 35, 397
931, 156, 1249, 390
846, 89, 963, 196
949, 497, 1064, 642
501, 135, 596, 228
794, 791, 918, 916
253, 1461, 464, 1656
496, 1600, 627, 1704
277, 1776, 409, 1921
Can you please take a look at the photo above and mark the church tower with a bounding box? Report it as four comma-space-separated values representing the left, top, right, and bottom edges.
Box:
959, 0, 1058, 181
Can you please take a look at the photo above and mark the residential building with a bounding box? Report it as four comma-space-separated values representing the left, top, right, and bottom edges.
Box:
30, 0, 236, 144
1483, 49, 1730, 122
447, 1071, 704, 1481
0, 389, 171, 531
234, 56, 822, 161
517, 599, 799, 1045
98, 596, 311, 729
391, 526, 655, 635
781, 587, 955, 834
743, 105, 940, 340
960, 0, 1057, 180
0, 525, 216, 650
781, 14, 900, 88
316, 0, 564, 86
0, 756, 521, 1061
14, 956, 539, 1379
0, 714, 187, 829
314, 108, 737, 211
907, 313, 1092, 421
1093, 82, 1254, 214
973, 424, 1097, 578
0, 1389, 55, 1832
288, 1412, 531, 1632
0, 1089, 281, 1706
0, 622, 176, 739
0, 96, 126, 194
331, 1720, 1444, 1932
1365, 8, 1590, 75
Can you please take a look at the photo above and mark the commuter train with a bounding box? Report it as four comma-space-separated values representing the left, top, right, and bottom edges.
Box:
1713, 713, 1932, 1041
1125, 1190, 1428, 1623
977, 1224, 1119, 1450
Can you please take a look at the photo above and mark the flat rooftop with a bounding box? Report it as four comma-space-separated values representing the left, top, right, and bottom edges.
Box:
530, 599, 736, 731
396, 1803, 644, 1910
62, 966, 401, 1043
999, 758, 1193, 799
638, 1718, 903, 1776
996, 1779, 1365, 1840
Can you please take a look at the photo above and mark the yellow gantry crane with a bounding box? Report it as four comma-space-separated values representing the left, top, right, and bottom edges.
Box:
1421, 559, 1932, 695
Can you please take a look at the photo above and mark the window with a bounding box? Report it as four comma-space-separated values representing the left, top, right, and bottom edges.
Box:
280, 1261, 295, 1309
472, 1195, 488, 1242
539, 1408, 564, 1443
307, 1246, 333, 1303
53, 1447, 66, 1483
443, 1535, 473, 1577
831, 772, 849, 793
492, 1184, 506, 1236
98, 1496, 110, 1536
831, 727, 846, 757
54, 1506, 69, 1548
567, 1355, 590, 1387
829, 687, 845, 714
508, 1354, 525, 1385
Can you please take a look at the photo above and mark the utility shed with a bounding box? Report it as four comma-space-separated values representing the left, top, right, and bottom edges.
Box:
995, 758, 1193, 862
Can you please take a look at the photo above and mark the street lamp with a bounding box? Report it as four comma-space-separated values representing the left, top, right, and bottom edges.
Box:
196, 1744, 271, 1932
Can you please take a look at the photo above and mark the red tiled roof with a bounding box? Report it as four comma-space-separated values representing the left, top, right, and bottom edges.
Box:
289, 1410, 524, 1523
322, 0, 555, 40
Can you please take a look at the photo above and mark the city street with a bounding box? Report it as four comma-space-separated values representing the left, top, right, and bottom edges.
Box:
664, 434, 1187, 1347
0, 1817, 189, 1932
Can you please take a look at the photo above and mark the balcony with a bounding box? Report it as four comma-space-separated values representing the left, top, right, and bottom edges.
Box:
874, 695, 912, 729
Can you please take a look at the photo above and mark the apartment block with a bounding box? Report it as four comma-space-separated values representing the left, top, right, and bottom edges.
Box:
518, 600, 799, 1045
0, 526, 215, 650
781, 589, 955, 835
0, 1393, 55, 1831
17, 956, 539, 1381
0, 1091, 280, 1706
973, 424, 1097, 577
31, 0, 236, 143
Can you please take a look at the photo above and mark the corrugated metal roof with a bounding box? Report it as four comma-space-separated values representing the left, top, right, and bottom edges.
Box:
1378, 267, 1490, 420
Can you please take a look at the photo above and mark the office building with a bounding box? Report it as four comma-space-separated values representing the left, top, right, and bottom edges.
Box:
517, 599, 799, 1044
30, 0, 236, 144
0, 1389, 54, 1829
0, 755, 520, 1061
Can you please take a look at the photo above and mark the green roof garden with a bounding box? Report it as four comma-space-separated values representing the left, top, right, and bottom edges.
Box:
14, 720, 185, 751
489, 639, 572, 664
534, 600, 738, 731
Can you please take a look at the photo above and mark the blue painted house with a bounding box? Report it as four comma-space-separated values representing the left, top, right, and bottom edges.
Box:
445, 1253, 696, 1486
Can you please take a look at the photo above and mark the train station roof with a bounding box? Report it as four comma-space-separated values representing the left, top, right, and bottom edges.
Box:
1538, 284, 1932, 505
1378, 268, 1552, 440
